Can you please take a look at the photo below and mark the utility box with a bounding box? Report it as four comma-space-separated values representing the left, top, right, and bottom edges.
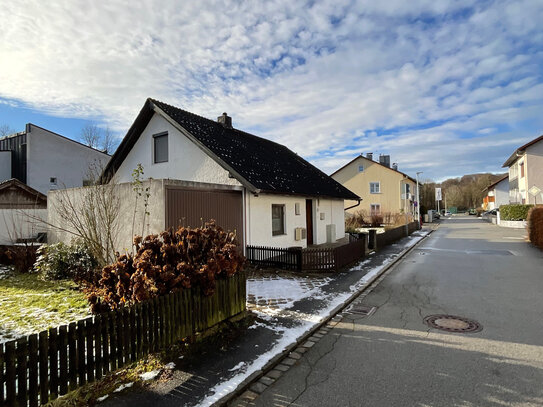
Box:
326, 224, 336, 243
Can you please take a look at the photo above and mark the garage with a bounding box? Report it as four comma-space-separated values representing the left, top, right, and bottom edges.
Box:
165, 186, 244, 248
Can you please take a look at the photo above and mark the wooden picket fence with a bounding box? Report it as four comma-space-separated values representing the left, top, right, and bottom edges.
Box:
248, 237, 366, 272
0, 272, 246, 407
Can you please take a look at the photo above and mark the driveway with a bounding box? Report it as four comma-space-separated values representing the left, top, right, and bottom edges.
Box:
248, 216, 543, 407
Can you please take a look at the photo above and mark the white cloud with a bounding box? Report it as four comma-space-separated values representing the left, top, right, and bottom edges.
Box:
0, 0, 542, 180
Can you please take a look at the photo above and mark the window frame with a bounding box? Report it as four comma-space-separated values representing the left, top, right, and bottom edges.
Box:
153, 132, 169, 164
370, 182, 380, 194
272, 204, 286, 236
358, 165, 364, 172
370, 204, 381, 215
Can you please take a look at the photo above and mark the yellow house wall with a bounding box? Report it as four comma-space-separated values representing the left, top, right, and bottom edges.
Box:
331, 156, 416, 215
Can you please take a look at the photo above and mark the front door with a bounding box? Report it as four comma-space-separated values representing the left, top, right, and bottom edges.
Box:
306, 199, 313, 245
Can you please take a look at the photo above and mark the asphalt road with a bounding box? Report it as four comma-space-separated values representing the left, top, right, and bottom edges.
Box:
251, 216, 543, 407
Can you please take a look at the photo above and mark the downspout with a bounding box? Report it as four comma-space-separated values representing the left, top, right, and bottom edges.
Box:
345, 198, 362, 211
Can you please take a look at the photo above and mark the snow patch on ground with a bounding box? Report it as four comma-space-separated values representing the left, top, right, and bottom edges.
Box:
140, 370, 161, 381
113, 382, 134, 393
97, 395, 109, 402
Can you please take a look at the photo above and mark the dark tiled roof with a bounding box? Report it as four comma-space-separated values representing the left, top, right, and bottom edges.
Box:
104, 98, 359, 200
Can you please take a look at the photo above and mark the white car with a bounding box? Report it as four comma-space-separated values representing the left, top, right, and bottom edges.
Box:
444, 211, 452, 217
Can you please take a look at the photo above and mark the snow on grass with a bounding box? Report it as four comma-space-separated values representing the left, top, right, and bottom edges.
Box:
200, 233, 427, 406
0, 272, 89, 343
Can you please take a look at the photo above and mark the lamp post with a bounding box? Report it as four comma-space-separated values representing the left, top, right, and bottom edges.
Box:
416, 171, 423, 229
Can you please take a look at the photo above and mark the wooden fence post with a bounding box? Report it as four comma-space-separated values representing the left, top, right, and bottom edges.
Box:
5, 341, 16, 406
68, 323, 77, 391
16, 337, 28, 407
38, 331, 48, 404
58, 325, 68, 395
28, 334, 38, 407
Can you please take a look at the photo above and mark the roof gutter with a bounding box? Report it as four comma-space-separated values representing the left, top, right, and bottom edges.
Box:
345, 198, 362, 211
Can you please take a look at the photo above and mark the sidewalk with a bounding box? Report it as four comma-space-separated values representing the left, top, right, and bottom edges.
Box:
102, 230, 430, 407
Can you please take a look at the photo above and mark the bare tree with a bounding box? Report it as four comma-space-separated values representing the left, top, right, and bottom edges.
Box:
0, 124, 15, 138
80, 123, 119, 154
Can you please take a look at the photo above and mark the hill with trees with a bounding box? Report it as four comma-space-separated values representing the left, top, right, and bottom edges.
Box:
420, 173, 507, 213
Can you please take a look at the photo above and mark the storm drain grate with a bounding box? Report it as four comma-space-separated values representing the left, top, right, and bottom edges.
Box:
423, 314, 482, 333
346, 304, 377, 316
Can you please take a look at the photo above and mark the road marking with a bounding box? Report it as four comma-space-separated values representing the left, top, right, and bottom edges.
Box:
503, 237, 526, 240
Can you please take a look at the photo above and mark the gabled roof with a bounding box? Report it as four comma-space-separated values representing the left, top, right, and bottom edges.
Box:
0, 178, 47, 204
502, 134, 543, 167
331, 154, 417, 183
482, 174, 508, 193
102, 98, 359, 200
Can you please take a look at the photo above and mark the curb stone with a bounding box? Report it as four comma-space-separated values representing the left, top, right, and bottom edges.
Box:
219, 230, 433, 407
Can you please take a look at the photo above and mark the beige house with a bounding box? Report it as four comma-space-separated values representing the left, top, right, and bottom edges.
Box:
502, 134, 543, 205
331, 153, 417, 216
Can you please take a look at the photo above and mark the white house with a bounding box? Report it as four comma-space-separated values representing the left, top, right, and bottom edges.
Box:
0, 124, 110, 244
100, 98, 360, 251
482, 175, 509, 210
502, 134, 543, 205
0, 123, 110, 195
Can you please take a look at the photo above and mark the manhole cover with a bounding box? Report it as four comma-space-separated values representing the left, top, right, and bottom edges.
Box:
423, 315, 482, 333
346, 304, 377, 316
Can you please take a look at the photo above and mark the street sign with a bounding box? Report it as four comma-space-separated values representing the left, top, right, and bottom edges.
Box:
435, 188, 442, 201
528, 186, 541, 196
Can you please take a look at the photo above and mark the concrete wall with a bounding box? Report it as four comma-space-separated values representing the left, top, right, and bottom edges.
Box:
0, 208, 47, 245
526, 141, 543, 204
246, 193, 345, 248
0, 151, 11, 181
332, 156, 417, 216
26, 124, 110, 195
114, 113, 242, 187
48, 179, 166, 253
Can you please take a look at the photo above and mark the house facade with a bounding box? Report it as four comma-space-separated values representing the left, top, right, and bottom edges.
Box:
0, 124, 110, 195
482, 175, 509, 210
502, 135, 543, 204
96, 98, 358, 251
331, 153, 417, 217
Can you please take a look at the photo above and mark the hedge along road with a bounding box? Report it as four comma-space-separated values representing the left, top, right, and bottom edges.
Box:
249, 215, 543, 407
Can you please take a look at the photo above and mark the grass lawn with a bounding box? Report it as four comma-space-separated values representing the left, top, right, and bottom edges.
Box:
0, 268, 90, 343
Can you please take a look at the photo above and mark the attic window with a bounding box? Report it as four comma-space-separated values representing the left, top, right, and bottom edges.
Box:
153, 132, 168, 163
50, 177, 57, 185
358, 165, 364, 172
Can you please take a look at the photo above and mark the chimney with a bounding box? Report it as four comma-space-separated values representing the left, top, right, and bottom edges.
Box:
392, 163, 398, 171
379, 154, 391, 168
217, 112, 232, 128
366, 152, 373, 161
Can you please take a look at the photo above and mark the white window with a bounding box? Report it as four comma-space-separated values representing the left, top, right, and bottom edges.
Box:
153, 132, 168, 163
272, 204, 285, 236
370, 204, 381, 215
358, 165, 364, 172
405, 183, 410, 194
295, 202, 301, 215
370, 182, 380, 194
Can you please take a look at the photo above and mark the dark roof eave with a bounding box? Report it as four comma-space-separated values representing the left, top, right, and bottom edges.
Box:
255, 188, 360, 201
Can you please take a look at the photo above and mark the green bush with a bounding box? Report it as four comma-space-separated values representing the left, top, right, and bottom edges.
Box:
500, 204, 534, 221
527, 207, 543, 250
34, 240, 99, 282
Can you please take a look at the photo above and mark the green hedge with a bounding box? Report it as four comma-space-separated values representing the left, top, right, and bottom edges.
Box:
500, 204, 534, 221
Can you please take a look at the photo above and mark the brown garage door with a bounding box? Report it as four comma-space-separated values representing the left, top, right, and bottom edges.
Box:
165, 187, 244, 248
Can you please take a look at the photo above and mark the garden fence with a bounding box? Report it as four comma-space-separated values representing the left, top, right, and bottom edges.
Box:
0, 272, 246, 407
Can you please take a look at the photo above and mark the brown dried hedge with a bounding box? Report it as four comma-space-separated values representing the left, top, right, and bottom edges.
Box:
86, 220, 245, 313
527, 206, 543, 250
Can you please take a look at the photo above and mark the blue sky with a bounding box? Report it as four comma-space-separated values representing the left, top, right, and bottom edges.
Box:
1, 0, 542, 181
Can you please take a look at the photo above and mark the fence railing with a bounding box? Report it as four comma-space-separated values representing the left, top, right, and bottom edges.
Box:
248, 237, 366, 272
0, 272, 246, 407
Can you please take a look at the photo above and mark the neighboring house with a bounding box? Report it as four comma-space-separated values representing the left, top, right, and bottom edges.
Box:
482, 175, 509, 210
0, 178, 47, 245
331, 153, 417, 217
0, 123, 110, 195
502, 135, 543, 204
98, 98, 359, 251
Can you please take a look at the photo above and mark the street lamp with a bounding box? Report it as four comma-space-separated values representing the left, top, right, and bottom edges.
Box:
416, 171, 423, 229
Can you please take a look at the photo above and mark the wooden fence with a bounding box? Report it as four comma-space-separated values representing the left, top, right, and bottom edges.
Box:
0, 272, 246, 407
248, 236, 366, 272
375, 221, 419, 249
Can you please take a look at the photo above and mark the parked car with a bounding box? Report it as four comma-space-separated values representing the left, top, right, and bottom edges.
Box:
444, 211, 452, 217
468, 209, 477, 215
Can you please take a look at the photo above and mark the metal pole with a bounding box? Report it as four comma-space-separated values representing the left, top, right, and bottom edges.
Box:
416, 172, 422, 228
